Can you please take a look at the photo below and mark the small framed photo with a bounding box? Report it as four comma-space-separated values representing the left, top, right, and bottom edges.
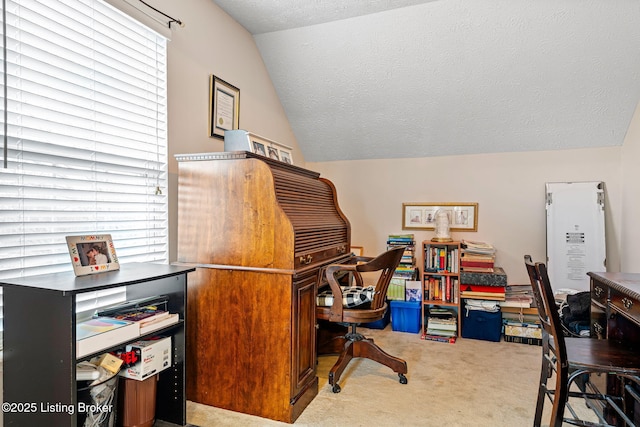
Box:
402, 202, 478, 231
267, 146, 280, 161
252, 141, 266, 156
209, 75, 240, 139
66, 234, 120, 276
278, 148, 293, 164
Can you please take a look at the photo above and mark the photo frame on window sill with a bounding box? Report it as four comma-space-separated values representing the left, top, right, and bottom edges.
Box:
66, 234, 120, 276
209, 75, 240, 139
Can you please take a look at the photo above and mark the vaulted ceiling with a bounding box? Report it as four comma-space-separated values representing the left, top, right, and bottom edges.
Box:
212, 1, 640, 162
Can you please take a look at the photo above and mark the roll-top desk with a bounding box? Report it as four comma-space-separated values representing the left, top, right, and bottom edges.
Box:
175, 151, 351, 423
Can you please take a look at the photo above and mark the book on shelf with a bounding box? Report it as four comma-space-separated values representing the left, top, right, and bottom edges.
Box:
424, 245, 459, 273
460, 253, 496, 261
422, 333, 457, 343
426, 308, 457, 338
460, 292, 505, 301
424, 276, 458, 303
76, 317, 140, 358
426, 328, 457, 337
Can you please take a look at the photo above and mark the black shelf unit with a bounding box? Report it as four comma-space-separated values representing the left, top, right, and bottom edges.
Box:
1, 262, 194, 426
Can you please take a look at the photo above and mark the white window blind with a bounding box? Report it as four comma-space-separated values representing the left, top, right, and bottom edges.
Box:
0, 0, 169, 326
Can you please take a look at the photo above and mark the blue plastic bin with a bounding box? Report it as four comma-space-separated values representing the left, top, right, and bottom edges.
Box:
390, 300, 421, 333
362, 304, 391, 329
461, 309, 502, 342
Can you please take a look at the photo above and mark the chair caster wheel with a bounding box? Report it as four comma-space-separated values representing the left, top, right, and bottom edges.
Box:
399, 374, 408, 384
332, 384, 341, 393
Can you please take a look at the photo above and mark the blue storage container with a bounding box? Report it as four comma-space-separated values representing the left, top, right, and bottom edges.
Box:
461, 309, 502, 342
362, 304, 391, 329
390, 300, 421, 333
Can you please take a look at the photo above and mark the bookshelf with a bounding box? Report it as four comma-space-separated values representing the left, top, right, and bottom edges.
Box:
421, 241, 461, 341
1, 263, 194, 426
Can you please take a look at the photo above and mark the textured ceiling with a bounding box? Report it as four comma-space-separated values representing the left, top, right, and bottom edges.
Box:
213, 0, 640, 162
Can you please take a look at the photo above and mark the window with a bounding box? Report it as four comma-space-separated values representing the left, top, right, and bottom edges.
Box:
0, 0, 169, 327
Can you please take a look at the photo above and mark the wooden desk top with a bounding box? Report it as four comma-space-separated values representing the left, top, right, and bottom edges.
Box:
588, 271, 640, 301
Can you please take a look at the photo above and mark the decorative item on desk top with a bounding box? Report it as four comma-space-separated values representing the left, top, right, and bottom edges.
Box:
224, 129, 294, 165
66, 234, 119, 276
431, 209, 453, 242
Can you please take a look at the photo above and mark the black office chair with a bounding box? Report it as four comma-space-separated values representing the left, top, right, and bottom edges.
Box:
524, 255, 640, 426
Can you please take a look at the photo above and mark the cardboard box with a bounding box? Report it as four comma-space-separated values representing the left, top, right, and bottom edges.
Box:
119, 336, 172, 381
460, 267, 507, 286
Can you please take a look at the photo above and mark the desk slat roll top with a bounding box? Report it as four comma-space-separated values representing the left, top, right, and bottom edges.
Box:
176, 151, 350, 271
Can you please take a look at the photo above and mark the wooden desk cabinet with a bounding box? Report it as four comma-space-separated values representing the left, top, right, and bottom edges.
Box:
1, 263, 194, 426
176, 152, 351, 423
589, 271, 640, 424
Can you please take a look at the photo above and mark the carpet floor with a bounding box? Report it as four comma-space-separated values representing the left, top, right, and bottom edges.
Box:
184, 325, 600, 427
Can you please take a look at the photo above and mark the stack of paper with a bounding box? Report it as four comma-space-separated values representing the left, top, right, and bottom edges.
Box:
76, 317, 140, 358
460, 240, 496, 273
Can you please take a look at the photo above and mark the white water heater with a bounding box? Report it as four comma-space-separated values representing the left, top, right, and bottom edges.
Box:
545, 182, 606, 292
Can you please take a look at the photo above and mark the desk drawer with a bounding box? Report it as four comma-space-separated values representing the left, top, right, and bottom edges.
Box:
591, 280, 608, 307
610, 288, 640, 324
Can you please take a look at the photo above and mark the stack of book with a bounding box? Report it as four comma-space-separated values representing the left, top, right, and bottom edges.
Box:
460, 240, 496, 273
423, 308, 457, 343
386, 234, 417, 300
424, 243, 459, 274
500, 284, 539, 324
459, 284, 505, 301
459, 267, 507, 302
424, 275, 459, 303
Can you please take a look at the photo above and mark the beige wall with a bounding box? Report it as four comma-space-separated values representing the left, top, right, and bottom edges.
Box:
155, 0, 304, 260
309, 147, 623, 285
157, 1, 638, 283
621, 101, 640, 273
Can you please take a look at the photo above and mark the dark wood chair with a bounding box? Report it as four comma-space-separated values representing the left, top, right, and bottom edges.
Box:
316, 246, 408, 393
524, 255, 640, 426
